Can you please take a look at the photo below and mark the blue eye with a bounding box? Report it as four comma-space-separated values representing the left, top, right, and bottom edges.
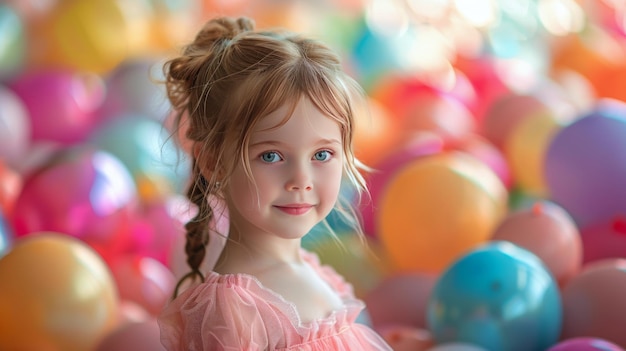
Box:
260, 152, 281, 163
313, 150, 331, 161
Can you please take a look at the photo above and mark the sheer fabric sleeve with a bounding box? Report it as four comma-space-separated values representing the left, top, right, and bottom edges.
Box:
158, 275, 286, 351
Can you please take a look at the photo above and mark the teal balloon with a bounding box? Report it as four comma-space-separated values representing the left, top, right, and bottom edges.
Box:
0, 4, 26, 79
89, 114, 190, 196
427, 241, 562, 351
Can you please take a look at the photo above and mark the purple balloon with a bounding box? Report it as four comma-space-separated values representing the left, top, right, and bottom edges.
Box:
548, 337, 624, 351
544, 98, 626, 228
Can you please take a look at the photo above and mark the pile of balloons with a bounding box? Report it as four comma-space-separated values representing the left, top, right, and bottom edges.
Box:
1, 0, 626, 350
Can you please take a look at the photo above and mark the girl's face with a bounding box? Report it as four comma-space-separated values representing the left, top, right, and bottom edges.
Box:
225, 97, 344, 241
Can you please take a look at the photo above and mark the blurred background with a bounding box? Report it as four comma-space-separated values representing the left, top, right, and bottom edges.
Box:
1, 0, 626, 350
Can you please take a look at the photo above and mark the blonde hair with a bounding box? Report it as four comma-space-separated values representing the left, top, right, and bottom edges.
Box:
165, 17, 368, 296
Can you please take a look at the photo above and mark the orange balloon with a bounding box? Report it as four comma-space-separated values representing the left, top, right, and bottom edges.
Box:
0, 233, 119, 351
378, 152, 508, 273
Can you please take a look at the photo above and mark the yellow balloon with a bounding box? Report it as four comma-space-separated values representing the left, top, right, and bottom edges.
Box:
0, 233, 119, 351
504, 111, 563, 197
378, 152, 508, 273
28, 0, 131, 73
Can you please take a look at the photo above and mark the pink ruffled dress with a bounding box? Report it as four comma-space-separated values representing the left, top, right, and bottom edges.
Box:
158, 250, 392, 350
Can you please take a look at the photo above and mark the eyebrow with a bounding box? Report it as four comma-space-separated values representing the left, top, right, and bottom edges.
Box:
249, 138, 342, 148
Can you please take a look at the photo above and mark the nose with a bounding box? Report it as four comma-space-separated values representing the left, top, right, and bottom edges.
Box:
285, 162, 313, 191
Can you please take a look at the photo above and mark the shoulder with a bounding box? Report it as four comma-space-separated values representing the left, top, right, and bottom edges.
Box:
158, 273, 286, 351
300, 249, 356, 299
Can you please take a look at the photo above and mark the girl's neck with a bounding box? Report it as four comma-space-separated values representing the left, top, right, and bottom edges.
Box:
214, 229, 305, 275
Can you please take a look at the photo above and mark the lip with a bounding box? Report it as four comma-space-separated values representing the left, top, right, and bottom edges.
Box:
274, 204, 314, 215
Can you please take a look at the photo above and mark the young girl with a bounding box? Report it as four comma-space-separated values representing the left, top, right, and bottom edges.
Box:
158, 16, 393, 350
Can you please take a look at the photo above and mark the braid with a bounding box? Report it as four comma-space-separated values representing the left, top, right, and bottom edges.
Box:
173, 163, 214, 298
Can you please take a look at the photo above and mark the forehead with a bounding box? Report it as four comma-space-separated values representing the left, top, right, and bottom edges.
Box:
252, 97, 341, 141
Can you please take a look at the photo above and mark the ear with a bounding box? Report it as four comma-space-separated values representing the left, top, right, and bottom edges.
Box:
193, 142, 224, 181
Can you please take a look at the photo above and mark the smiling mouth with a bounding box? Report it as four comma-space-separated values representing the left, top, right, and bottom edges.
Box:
274, 205, 314, 215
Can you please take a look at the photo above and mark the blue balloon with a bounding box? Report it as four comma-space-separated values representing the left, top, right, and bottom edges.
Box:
427, 241, 562, 351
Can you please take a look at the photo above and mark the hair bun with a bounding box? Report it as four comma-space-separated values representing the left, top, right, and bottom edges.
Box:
193, 17, 254, 47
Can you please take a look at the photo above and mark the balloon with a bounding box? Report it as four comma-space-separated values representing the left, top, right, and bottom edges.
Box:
0, 233, 119, 351
89, 115, 191, 200
379, 152, 508, 273
94, 319, 166, 351
364, 272, 438, 330
561, 258, 626, 348
544, 98, 626, 228
26, 0, 133, 73
360, 132, 444, 237
123, 196, 186, 265
0, 85, 30, 166
504, 107, 564, 197
580, 217, 626, 264
490, 201, 582, 287
11, 146, 137, 260
0, 4, 26, 79
550, 27, 625, 96
97, 58, 170, 122
109, 254, 176, 316
453, 56, 511, 123
8, 70, 105, 144
450, 133, 511, 189
353, 98, 401, 168
427, 241, 562, 351
0, 160, 22, 218
548, 337, 625, 351
480, 93, 553, 150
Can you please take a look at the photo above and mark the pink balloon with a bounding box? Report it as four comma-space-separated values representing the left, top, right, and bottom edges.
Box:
364, 272, 438, 330
548, 337, 624, 351
561, 259, 626, 348
123, 197, 185, 265
109, 254, 176, 316
8, 70, 105, 144
95, 319, 166, 351
490, 201, 582, 287
11, 146, 137, 259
